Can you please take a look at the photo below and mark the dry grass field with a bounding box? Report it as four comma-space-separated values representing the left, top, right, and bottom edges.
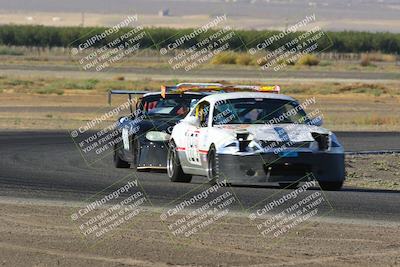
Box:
0, 75, 399, 131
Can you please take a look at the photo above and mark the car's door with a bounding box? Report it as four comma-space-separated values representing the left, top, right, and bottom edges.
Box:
184, 101, 210, 167
120, 98, 145, 160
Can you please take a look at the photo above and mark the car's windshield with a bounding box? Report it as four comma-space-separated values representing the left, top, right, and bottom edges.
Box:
212, 98, 308, 125
140, 94, 202, 117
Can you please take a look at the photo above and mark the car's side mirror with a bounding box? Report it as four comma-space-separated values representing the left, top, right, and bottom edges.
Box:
309, 116, 323, 127
184, 116, 200, 127
118, 116, 128, 124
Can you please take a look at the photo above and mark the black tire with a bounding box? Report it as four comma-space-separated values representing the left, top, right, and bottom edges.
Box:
131, 137, 139, 171
278, 182, 299, 189
113, 147, 130, 168
167, 141, 192, 183
318, 181, 344, 191
207, 145, 219, 184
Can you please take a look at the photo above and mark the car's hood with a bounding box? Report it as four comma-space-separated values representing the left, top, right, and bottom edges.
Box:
214, 124, 330, 142
119, 115, 181, 134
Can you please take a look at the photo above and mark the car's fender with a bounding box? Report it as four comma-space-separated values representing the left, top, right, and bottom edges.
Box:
170, 121, 187, 147
197, 127, 236, 154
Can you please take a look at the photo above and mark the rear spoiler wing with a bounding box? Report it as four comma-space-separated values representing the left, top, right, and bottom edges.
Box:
108, 90, 149, 113
160, 84, 280, 98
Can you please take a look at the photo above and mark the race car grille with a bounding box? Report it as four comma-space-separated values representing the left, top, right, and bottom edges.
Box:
260, 141, 311, 150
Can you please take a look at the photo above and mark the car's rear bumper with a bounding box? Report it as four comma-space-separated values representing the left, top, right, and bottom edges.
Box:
217, 152, 345, 184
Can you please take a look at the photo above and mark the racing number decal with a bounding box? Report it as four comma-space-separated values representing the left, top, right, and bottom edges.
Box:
185, 130, 201, 165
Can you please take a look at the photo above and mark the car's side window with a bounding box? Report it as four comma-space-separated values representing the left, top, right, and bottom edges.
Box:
196, 101, 210, 127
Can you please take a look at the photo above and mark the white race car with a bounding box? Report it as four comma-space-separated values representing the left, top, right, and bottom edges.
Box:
167, 91, 345, 190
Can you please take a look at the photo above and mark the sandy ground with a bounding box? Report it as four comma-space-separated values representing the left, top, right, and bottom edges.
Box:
346, 154, 400, 190
0, 197, 399, 267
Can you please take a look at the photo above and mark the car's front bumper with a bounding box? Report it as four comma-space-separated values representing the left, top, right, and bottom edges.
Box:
137, 141, 168, 170
217, 152, 345, 184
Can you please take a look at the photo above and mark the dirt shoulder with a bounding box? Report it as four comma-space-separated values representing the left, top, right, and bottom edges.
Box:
346, 154, 400, 190
0, 198, 399, 267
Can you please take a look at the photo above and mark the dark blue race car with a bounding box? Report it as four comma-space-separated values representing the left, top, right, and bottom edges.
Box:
110, 88, 210, 171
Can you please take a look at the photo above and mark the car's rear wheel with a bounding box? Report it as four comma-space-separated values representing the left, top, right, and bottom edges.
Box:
113, 146, 130, 168
278, 182, 299, 189
318, 181, 344, 191
207, 145, 219, 184
167, 141, 192, 183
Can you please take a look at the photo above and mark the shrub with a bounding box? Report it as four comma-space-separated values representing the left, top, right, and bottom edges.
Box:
63, 79, 99, 90
0, 46, 24, 56
254, 57, 267, 66
364, 52, 397, 62
277, 58, 296, 66
211, 52, 237, 65
235, 53, 253, 65
338, 83, 387, 95
360, 54, 371, 66
297, 54, 320, 66
35, 88, 64, 95
5, 79, 34, 87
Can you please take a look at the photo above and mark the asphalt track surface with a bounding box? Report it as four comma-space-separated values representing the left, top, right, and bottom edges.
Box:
0, 131, 399, 222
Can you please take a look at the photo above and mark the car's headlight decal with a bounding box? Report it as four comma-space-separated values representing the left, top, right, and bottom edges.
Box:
145, 131, 170, 142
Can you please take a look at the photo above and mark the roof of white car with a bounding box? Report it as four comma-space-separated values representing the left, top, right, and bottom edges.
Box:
200, 92, 295, 103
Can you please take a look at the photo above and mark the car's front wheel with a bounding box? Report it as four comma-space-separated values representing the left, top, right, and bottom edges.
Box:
207, 145, 219, 184
167, 141, 192, 183
318, 181, 344, 191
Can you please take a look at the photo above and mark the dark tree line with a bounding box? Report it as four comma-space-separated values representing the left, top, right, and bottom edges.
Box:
0, 25, 399, 54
